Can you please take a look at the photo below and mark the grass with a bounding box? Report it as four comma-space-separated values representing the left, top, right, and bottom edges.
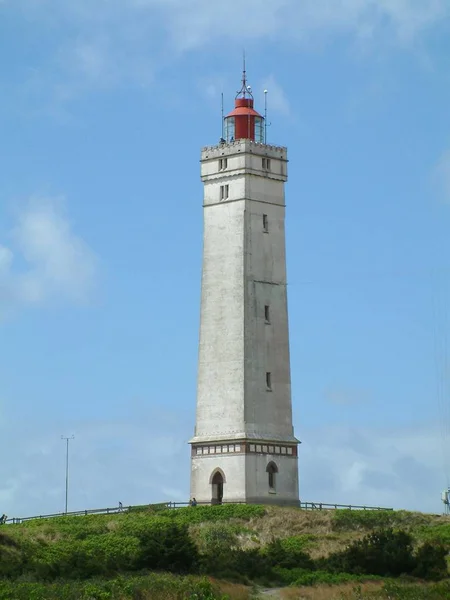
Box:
231, 507, 450, 558
274, 581, 386, 600
0, 573, 233, 600
259, 580, 450, 600
3, 505, 450, 599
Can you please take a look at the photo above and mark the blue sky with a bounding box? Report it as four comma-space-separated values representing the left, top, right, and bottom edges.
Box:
1, 0, 450, 517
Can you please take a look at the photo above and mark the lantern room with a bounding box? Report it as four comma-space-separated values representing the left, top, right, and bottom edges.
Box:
223, 66, 265, 143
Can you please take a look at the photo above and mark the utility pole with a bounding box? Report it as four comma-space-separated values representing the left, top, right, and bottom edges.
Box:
61, 435, 74, 514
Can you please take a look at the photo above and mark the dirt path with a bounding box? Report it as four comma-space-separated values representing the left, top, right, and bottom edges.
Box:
257, 589, 284, 598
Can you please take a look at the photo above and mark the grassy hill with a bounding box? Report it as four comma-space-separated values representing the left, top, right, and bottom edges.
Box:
1, 504, 450, 599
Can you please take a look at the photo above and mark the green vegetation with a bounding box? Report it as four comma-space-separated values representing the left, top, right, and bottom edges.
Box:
1, 504, 449, 599
0, 574, 226, 600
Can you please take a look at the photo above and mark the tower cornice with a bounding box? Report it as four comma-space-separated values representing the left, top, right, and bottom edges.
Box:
201, 139, 287, 160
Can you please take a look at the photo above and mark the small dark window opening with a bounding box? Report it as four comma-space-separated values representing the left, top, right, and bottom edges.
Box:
262, 157, 271, 171
219, 158, 228, 171
263, 214, 269, 232
220, 184, 229, 200
266, 372, 272, 390
264, 305, 270, 323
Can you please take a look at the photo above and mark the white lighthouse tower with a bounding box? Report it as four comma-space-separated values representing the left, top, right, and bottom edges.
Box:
190, 66, 299, 506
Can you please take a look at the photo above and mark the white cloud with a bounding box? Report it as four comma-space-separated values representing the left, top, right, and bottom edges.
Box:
300, 423, 447, 512
433, 149, 450, 204
0, 196, 97, 318
0, 412, 446, 517
4, 0, 449, 104
0, 406, 191, 517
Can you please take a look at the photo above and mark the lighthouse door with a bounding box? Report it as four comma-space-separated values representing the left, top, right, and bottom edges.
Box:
211, 471, 224, 505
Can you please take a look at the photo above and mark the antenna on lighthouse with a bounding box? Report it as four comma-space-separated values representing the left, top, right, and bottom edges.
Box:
264, 89, 268, 143
221, 92, 224, 141
243, 50, 246, 95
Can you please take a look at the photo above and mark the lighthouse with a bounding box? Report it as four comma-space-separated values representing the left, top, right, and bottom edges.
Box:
189, 65, 299, 506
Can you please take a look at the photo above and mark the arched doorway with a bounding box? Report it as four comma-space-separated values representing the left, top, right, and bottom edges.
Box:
211, 470, 225, 505
266, 462, 278, 491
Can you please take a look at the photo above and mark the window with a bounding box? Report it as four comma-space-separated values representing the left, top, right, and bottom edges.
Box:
255, 117, 264, 143
220, 184, 229, 200
267, 462, 278, 491
219, 158, 228, 171
266, 372, 272, 391
262, 157, 271, 170
263, 214, 269, 232
224, 116, 235, 142
264, 305, 270, 323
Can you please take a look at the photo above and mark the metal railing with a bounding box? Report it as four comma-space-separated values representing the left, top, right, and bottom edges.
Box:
299, 502, 393, 511
2, 500, 393, 525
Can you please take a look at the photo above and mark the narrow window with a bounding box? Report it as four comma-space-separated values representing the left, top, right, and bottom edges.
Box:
262, 157, 266, 169
220, 185, 229, 200
262, 157, 271, 171
263, 214, 269, 232
267, 462, 278, 491
266, 372, 272, 391
219, 158, 228, 171
264, 305, 270, 323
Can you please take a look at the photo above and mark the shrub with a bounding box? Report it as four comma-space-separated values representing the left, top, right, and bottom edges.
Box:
0, 532, 25, 578
322, 529, 416, 577
136, 522, 199, 573
278, 534, 315, 553
416, 524, 450, 546
332, 510, 397, 532
0, 574, 228, 600
157, 504, 266, 524
263, 539, 315, 571
413, 541, 448, 581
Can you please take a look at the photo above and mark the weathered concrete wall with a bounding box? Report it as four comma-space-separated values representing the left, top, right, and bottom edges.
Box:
243, 199, 295, 441
190, 454, 246, 504
245, 453, 299, 506
191, 139, 299, 505
194, 198, 246, 440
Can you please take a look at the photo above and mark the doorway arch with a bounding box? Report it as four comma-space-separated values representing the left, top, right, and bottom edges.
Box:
266, 461, 278, 491
210, 469, 225, 505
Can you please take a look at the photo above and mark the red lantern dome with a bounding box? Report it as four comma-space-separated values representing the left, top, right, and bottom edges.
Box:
223, 65, 265, 143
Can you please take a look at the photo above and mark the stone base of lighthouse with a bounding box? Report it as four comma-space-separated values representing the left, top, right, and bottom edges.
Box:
190, 440, 299, 506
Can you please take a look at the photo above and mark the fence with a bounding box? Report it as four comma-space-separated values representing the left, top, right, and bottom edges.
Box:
3, 500, 393, 525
